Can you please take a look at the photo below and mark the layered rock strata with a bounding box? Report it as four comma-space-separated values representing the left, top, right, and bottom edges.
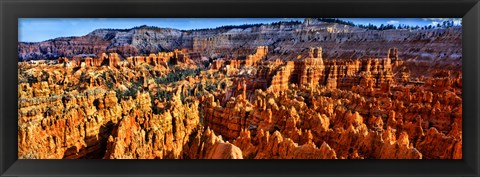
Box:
18, 42, 462, 159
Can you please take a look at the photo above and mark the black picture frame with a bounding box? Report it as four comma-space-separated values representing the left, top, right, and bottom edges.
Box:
1, 0, 479, 176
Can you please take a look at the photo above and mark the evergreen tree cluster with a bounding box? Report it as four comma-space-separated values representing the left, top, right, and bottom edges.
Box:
154, 68, 201, 85
114, 79, 143, 99
95, 18, 458, 33
316, 18, 459, 30
188, 20, 302, 31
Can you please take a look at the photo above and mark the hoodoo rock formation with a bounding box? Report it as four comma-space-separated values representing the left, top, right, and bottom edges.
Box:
18, 19, 462, 159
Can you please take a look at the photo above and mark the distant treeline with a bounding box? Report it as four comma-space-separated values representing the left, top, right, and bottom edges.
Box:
98, 25, 168, 32
96, 18, 458, 32
97, 21, 304, 32
315, 18, 459, 30
188, 20, 302, 31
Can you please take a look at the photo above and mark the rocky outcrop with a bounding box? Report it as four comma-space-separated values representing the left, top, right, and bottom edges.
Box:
184, 127, 243, 159
202, 93, 252, 140
103, 91, 201, 159
416, 127, 462, 159
18, 88, 121, 159
297, 47, 325, 88
18, 54, 200, 159
234, 129, 337, 159
19, 19, 461, 62
18, 20, 462, 160
266, 47, 395, 92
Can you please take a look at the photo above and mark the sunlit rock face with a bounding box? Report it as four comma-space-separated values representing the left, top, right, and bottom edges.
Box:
18, 20, 462, 159
19, 19, 461, 62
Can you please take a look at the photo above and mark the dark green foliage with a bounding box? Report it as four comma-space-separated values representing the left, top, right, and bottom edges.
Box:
103, 71, 116, 90
317, 18, 458, 31
316, 18, 356, 26
151, 89, 171, 114
152, 89, 173, 102
204, 80, 219, 92
19, 70, 57, 84
115, 88, 138, 100
79, 73, 89, 83
105, 79, 115, 90
155, 68, 201, 85
203, 59, 212, 68
188, 20, 301, 32
212, 72, 220, 78
269, 20, 302, 26
26, 75, 37, 83
22, 71, 50, 84
114, 79, 143, 100
99, 25, 154, 32
441, 21, 456, 28
205, 84, 217, 91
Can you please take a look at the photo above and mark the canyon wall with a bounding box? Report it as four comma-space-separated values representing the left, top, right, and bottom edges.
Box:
19, 19, 461, 61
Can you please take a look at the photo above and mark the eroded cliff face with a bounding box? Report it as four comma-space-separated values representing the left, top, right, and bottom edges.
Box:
18, 50, 221, 159
19, 19, 461, 62
18, 21, 462, 159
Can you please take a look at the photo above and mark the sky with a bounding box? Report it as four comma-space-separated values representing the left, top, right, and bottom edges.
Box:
18, 18, 462, 43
